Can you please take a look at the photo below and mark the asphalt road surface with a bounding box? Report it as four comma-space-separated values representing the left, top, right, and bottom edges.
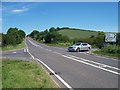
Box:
2, 37, 120, 89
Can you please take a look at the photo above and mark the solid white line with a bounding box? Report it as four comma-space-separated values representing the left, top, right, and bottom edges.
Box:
26, 39, 73, 89
36, 58, 73, 89
40, 65, 60, 88
29, 40, 39, 47
62, 55, 120, 75
26, 48, 34, 59
67, 55, 120, 71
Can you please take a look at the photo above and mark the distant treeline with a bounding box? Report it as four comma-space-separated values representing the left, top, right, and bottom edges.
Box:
2, 27, 26, 46
29, 27, 120, 48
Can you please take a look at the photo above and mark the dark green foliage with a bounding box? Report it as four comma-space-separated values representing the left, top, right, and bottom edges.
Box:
101, 45, 119, 54
116, 33, 120, 45
2, 27, 26, 46
49, 27, 56, 32
18, 30, 26, 39
30, 30, 39, 39
44, 32, 68, 43
30, 27, 70, 44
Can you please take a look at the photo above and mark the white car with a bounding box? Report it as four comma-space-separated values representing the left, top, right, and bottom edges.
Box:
68, 42, 91, 52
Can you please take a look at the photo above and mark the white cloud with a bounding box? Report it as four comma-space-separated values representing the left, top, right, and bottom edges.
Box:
11, 8, 28, 13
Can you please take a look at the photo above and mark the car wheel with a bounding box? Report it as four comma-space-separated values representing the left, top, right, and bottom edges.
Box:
76, 48, 80, 52
88, 47, 91, 51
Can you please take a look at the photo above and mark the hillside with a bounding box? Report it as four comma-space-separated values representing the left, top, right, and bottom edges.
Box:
58, 29, 99, 39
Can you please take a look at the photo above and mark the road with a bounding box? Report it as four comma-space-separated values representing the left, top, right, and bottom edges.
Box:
2, 37, 120, 89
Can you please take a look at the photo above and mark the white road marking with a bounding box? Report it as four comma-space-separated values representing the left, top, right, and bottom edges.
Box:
62, 55, 120, 75
40, 64, 60, 88
36, 58, 73, 89
45, 49, 52, 52
13, 52, 16, 53
26, 39, 73, 89
24, 49, 26, 52
29, 40, 39, 47
53, 51, 62, 55
27, 38, 120, 75
26, 48, 34, 59
67, 55, 120, 71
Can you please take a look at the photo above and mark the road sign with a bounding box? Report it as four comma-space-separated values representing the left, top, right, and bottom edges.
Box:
105, 33, 116, 42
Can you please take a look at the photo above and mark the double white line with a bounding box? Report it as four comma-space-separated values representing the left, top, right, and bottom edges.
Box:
62, 54, 120, 75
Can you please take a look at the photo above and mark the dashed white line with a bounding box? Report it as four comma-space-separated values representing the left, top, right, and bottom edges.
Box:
27, 38, 120, 75
26, 39, 73, 89
53, 51, 62, 55
12, 52, 16, 53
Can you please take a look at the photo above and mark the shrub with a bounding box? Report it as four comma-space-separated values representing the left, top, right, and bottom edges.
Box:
101, 45, 119, 54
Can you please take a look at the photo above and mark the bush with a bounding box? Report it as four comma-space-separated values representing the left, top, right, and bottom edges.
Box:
101, 45, 119, 54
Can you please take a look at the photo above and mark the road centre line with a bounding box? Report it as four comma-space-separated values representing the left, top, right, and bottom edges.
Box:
26, 50, 73, 88
29, 40, 39, 47
53, 51, 62, 55
62, 55, 120, 75
27, 39, 73, 89
67, 55, 120, 71
28, 39, 120, 75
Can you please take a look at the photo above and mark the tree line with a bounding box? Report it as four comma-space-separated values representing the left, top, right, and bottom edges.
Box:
29, 27, 69, 43
2, 27, 26, 46
29, 27, 120, 48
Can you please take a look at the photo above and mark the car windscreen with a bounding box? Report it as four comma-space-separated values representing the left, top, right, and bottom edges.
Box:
75, 43, 81, 45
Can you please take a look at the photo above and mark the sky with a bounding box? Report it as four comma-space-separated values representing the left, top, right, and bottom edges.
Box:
2, 2, 118, 34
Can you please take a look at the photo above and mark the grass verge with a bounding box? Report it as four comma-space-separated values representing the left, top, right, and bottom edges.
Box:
93, 50, 119, 59
2, 40, 26, 51
2, 59, 58, 88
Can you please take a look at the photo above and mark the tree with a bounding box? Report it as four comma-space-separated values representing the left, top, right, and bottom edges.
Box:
18, 30, 26, 39
30, 30, 39, 39
94, 32, 105, 48
6, 27, 22, 45
49, 27, 56, 32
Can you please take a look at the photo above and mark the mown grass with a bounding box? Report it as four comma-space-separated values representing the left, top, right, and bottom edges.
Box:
2, 59, 58, 88
58, 29, 98, 39
2, 40, 26, 51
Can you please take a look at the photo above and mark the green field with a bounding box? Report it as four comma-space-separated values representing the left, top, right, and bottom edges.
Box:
58, 29, 98, 39
2, 59, 58, 88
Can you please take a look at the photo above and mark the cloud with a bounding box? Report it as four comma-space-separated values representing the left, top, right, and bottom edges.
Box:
11, 7, 28, 13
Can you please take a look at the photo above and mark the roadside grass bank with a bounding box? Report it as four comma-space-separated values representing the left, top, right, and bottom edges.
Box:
92, 45, 120, 59
2, 59, 58, 88
1, 40, 26, 51
34, 39, 72, 48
